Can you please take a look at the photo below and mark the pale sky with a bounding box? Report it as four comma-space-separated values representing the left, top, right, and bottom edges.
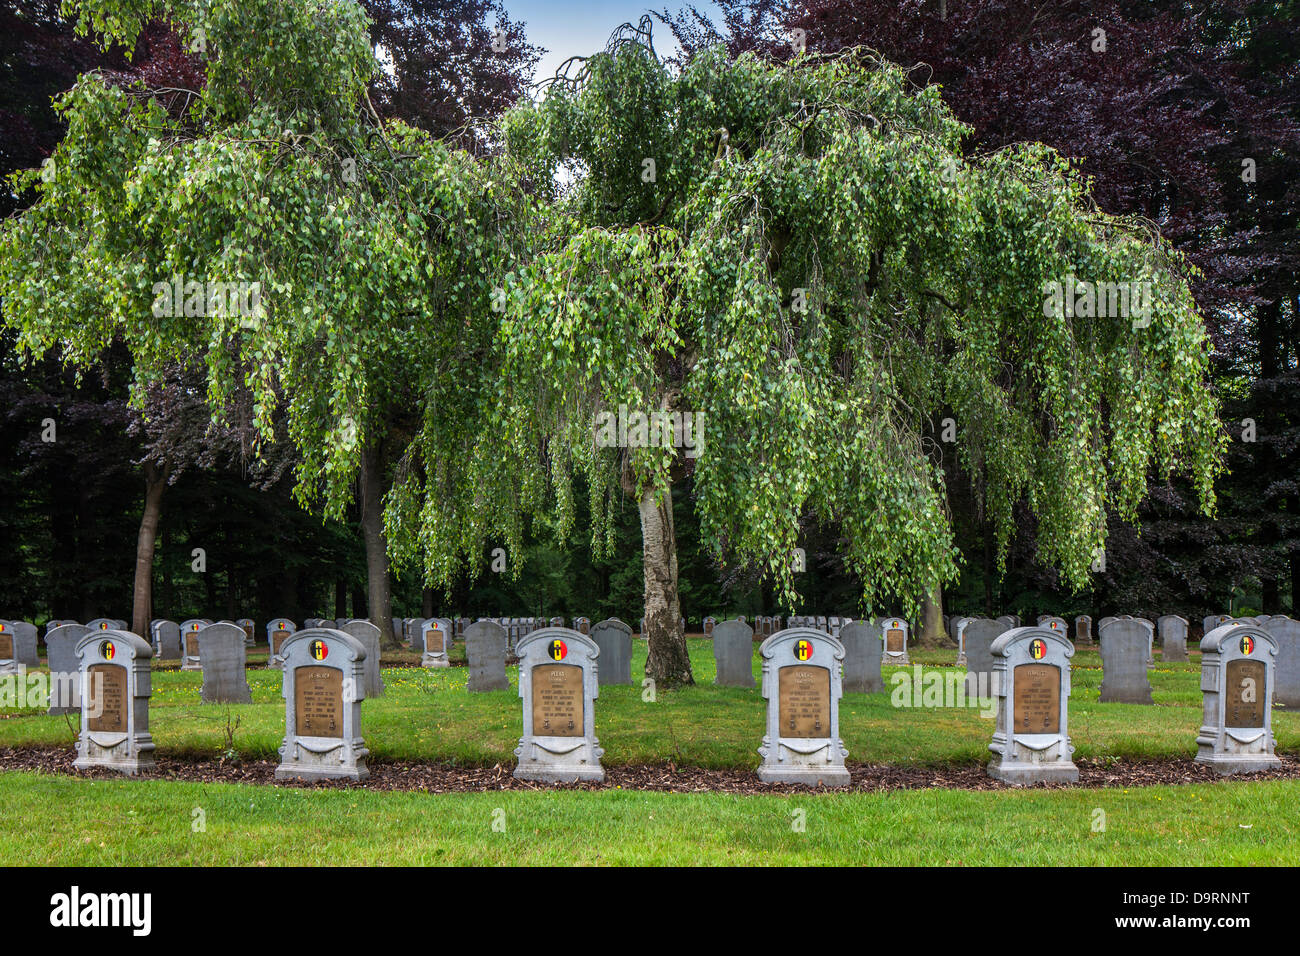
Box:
504, 0, 717, 86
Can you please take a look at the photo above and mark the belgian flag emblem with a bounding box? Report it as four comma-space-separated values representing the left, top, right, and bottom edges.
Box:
100, 640, 116, 660
549, 639, 568, 661
1029, 638, 1047, 660
310, 640, 329, 661
1240, 635, 1255, 656
794, 639, 813, 661
99, 622, 109, 629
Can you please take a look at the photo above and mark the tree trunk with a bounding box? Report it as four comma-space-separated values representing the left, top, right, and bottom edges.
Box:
131, 461, 166, 636
359, 439, 398, 649
422, 586, 434, 618
637, 478, 693, 686
334, 579, 347, 619
919, 585, 946, 647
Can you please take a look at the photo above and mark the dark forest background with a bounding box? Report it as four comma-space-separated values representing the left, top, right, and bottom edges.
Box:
1, 0, 1297, 629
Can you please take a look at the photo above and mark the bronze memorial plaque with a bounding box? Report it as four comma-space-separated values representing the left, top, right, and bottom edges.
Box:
86, 663, 128, 734
1013, 663, 1060, 734
0, 633, 12, 660
1225, 659, 1266, 728
272, 631, 289, 655
295, 665, 344, 737
778, 665, 831, 738
886, 628, 904, 652
532, 664, 583, 737
185, 633, 199, 657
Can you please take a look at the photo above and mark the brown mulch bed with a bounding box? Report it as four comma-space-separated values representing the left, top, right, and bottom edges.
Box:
3, 746, 1298, 795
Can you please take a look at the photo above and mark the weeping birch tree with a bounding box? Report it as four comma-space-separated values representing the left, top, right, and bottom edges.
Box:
0, 0, 523, 645
389, 21, 1224, 686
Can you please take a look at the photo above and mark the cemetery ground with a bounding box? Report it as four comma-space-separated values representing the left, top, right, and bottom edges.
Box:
2, 639, 1298, 865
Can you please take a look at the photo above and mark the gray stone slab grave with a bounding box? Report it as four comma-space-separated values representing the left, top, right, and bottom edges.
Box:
1158, 615, 1189, 663
513, 628, 604, 783
465, 621, 509, 692
1075, 615, 1093, 645
953, 616, 973, 667
1194, 624, 1281, 775
1264, 617, 1300, 708
197, 622, 253, 704
74, 629, 154, 774
589, 618, 632, 686
963, 619, 1008, 698
341, 620, 385, 698
275, 629, 369, 781
46, 624, 91, 714
1098, 619, 1154, 704
987, 627, 1078, 785
179, 620, 209, 670
0, 620, 38, 670
839, 620, 883, 694
712, 619, 755, 688
757, 628, 850, 787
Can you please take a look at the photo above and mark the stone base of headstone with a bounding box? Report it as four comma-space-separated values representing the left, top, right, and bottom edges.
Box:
181, 660, 201, 671
512, 757, 605, 785
986, 751, 1079, 786
74, 744, 154, 776
1193, 743, 1281, 777
884, 651, 910, 666
274, 747, 370, 782
954, 651, 967, 667
756, 761, 851, 787
421, 651, 450, 668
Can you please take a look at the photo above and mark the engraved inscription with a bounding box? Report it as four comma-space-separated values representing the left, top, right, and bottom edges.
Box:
87, 663, 127, 734
886, 628, 904, 653
532, 664, 583, 737
1225, 658, 1266, 728
295, 665, 343, 737
0, 634, 12, 659
778, 665, 831, 738
1013, 663, 1060, 735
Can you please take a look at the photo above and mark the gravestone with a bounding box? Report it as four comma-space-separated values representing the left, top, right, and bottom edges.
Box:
712, 619, 755, 688
267, 618, 296, 669
465, 621, 509, 692
756, 628, 851, 787
1098, 616, 1118, 632
1037, 616, 1068, 638
589, 618, 632, 686
341, 620, 385, 698
74, 629, 155, 774
1098, 618, 1154, 704
1264, 617, 1300, 708
1124, 616, 1156, 665
197, 622, 253, 704
703, 616, 716, 637
0, 621, 38, 669
987, 627, 1079, 785
963, 619, 1008, 697
421, 619, 450, 668
179, 620, 208, 670
46, 623, 91, 715
549, 616, 564, 629
1194, 624, 1281, 775
880, 617, 910, 666
1075, 615, 1093, 645
1158, 615, 1189, 663
996, 615, 1017, 631
405, 618, 423, 650
85, 618, 125, 632
953, 616, 973, 667
275, 629, 369, 781
575, 617, 591, 635
839, 620, 883, 694
513, 628, 604, 783
152, 620, 181, 661
236, 618, 255, 647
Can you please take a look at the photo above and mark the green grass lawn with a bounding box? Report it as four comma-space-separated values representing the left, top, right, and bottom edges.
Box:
0, 768, 1294, 865
1, 639, 1294, 768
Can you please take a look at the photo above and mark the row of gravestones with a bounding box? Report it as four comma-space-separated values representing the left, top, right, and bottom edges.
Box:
61, 619, 1287, 786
